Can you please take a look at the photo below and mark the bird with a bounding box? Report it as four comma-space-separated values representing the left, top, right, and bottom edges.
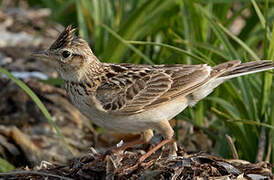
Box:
33, 25, 274, 162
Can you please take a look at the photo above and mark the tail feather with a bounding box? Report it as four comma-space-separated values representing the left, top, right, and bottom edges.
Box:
186, 60, 273, 106
187, 60, 273, 106
220, 60, 274, 80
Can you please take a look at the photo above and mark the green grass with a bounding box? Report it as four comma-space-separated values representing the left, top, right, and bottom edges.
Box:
0, 157, 14, 173
1, 0, 273, 164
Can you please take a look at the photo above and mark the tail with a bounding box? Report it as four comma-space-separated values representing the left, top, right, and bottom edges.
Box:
186, 60, 273, 106
217, 60, 274, 80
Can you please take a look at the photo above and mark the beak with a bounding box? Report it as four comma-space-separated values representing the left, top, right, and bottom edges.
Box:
31, 50, 50, 59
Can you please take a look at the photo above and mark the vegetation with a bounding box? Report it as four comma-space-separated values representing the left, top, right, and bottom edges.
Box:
1, 0, 274, 170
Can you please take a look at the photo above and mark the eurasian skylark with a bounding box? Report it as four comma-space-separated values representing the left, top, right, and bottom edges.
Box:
33, 26, 274, 161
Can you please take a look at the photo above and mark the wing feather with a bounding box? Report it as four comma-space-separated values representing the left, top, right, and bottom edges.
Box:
94, 63, 212, 115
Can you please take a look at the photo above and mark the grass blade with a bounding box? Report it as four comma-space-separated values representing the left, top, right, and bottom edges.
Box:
0, 67, 73, 157
217, 23, 260, 60
0, 158, 14, 173
125, 40, 208, 64
100, 24, 154, 64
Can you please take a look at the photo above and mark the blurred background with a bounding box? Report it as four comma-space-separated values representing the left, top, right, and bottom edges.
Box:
0, 0, 273, 172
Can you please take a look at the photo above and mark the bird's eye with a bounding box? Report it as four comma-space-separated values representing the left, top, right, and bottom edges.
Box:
62, 50, 71, 58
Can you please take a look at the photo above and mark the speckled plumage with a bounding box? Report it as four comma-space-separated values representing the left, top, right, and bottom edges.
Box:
34, 26, 274, 156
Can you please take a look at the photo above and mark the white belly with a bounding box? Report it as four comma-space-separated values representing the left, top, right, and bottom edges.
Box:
68, 90, 188, 133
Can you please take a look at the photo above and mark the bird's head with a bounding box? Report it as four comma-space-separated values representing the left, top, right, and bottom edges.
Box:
33, 25, 101, 81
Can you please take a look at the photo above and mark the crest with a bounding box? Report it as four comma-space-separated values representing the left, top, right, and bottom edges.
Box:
49, 25, 76, 50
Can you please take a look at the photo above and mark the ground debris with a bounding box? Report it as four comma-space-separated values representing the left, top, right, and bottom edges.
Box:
0, 149, 272, 180
0, 78, 94, 166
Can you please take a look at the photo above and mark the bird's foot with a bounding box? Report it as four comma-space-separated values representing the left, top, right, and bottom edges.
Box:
138, 138, 176, 163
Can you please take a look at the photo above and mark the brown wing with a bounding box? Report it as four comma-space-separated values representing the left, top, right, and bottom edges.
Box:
95, 64, 172, 114
94, 63, 213, 114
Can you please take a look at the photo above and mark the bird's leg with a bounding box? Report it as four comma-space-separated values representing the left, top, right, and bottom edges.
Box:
156, 120, 178, 156
139, 120, 177, 163
111, 129, 154, 152
91, 129, 153, 165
